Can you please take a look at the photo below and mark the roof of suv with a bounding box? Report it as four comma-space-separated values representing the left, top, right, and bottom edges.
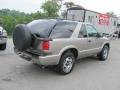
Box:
29, 19, 93, 26
31, 19, 79, 23
55, 19, 91, 25
27, 19, 79, 38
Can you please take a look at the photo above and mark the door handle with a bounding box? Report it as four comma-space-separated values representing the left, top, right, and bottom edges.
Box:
88, 40, 91, 42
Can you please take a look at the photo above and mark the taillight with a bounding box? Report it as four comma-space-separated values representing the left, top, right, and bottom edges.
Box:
42, 41, 50, 51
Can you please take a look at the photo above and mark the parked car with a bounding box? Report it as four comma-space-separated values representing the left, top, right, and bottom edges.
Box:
0, 26, 7, 50
13, 19, 110, 75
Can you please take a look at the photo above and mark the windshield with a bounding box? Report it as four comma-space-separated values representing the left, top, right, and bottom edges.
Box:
50, 21, 77, 39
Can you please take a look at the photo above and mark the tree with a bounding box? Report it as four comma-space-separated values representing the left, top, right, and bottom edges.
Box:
64, 2, 75, 9
61, 10, 67, 18
0, 1, 61, 36
107, 12, 116, 17
64, 1, 84, 9
31, 11, 42, 19
41, 0, 61, 17
0, 18, 3, 26
0, 9, 33, 35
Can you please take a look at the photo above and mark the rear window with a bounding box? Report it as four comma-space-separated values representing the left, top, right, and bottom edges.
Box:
27, 20, 57, 38
50, 22, 77, 38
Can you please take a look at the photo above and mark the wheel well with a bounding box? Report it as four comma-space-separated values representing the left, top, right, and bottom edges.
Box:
104, 43, 110, 49
61, 48, 78, 59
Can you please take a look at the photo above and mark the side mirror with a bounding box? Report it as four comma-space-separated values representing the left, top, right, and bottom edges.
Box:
97, 33, 103, 38
83, 35, 87, 37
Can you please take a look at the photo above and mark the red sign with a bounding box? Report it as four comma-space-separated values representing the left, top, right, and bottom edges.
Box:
99, 14, 110, 26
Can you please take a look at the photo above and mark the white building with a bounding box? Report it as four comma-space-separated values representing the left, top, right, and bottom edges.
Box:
67, 7, 118, 35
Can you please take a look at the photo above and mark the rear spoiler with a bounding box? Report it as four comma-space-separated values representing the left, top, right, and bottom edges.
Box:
32, 34, 52, 41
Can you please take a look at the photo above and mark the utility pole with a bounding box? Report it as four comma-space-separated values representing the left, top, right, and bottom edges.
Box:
59, 0, 64, 16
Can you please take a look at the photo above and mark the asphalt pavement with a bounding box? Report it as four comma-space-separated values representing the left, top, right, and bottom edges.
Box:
0, 39, 120, 90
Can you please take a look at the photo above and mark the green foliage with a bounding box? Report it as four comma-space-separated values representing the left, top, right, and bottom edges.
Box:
0, 9, 33, 35
42, 0, 61, 17
64, 2, 75, 9
1, 16, 16, 35
0, 1, 61, 36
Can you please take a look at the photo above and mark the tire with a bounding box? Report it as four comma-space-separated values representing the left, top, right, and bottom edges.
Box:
13, 24, 32, 51
0, 43, 6, 50
97, 45, 109, 61
57, 51, 75, 75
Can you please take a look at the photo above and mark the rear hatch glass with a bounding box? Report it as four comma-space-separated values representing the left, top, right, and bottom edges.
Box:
27, 19, 57, 38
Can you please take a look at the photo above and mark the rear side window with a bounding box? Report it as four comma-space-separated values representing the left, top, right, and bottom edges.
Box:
50, 22, 77, 38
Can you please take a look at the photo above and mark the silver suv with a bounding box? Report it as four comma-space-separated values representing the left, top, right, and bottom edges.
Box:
0, 26, 7, 50
13, 19, 110, 74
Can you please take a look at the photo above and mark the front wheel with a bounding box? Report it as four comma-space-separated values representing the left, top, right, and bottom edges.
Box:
57, 51, 75, 75
97, 45, 109, 61
0, 43, 6, 50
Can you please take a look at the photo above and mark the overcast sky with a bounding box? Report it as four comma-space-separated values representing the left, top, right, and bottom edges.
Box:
0, 0, 120, 16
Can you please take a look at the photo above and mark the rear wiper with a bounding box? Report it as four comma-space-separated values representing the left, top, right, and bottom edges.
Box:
68, 29, 73, 32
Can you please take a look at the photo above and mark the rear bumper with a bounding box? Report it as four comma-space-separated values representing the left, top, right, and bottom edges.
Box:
38, 55, 60, 65
0, 35, 7, 44
14, 49, 60, 65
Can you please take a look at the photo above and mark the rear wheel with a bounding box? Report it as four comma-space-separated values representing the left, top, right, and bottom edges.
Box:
97, 45, 109, 61
57, 51, 75, 75
0, 43, 6, 50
